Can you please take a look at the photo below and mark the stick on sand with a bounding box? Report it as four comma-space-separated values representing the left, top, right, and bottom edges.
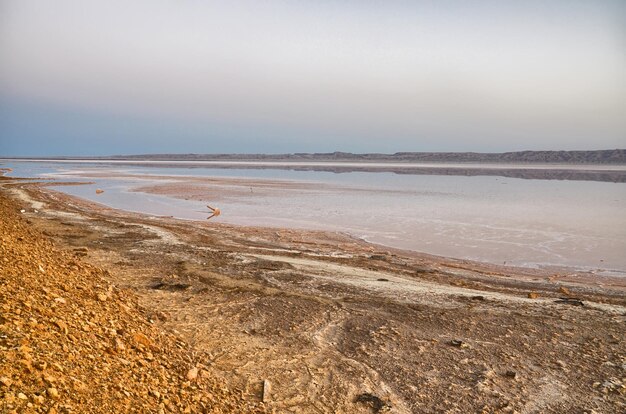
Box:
206, 205, 221, 220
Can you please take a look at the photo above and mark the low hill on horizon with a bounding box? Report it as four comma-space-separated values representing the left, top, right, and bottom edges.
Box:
104, 149, 626, 164
4, 149, 626, 164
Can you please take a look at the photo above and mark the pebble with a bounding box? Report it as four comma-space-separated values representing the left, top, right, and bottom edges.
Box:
47, 387, 59, 399
54, 320, 68, 334
34, 361, 47, 370
0, 376, 12, 387
186, 367, 199, 381
449, 339, 470, 349
132, 332, 153, 348
115, 338, 126, 351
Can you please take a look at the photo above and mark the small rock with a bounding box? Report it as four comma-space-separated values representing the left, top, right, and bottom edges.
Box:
97, 293, 108, 302
33, 361, 47, 370
18, 392, 28, 400
0, 376, 12, 387
527, 292, 539, 299
72, 380, 87, 392
132, 332, 153, 348
150, 389, 161, 399
555, 298, 584, 306
47, 388, 59, 399
449, 339, 470, 348
262, 379, 271, 402
186, 367, 198, 381
601, 378, 624, 394
54, 320, 68, 334
115, 338, 126, 351
504, 370, 517, 379
558, 286, 572, 296
354, 392, 391, 412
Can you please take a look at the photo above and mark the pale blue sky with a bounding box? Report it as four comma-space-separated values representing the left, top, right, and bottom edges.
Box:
1, 0, 624, 156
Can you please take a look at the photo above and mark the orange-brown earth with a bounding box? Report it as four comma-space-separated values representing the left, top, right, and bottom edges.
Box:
1, 177, 625, 413
0, 180, 266, 413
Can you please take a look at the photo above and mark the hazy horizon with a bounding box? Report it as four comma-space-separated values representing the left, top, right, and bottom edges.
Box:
1, 1, 625, 156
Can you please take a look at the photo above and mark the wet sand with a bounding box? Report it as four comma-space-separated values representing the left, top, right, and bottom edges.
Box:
40, 168, 626, 274
2, 177, 625, 413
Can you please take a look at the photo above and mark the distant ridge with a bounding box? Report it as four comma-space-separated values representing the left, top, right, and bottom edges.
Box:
104, 149, 626, 164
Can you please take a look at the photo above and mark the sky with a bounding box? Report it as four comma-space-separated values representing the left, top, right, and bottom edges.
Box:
0, 0, 624, 156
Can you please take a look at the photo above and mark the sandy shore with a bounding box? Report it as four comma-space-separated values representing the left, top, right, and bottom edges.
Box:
2, 177, 625, 413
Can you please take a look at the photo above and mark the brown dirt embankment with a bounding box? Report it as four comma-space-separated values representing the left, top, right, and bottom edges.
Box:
0, 188, 265, 413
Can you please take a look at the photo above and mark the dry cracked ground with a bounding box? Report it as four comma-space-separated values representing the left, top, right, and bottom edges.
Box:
1, 178, 625, 413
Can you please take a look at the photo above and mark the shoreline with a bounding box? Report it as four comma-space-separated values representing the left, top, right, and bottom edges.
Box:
37, 168, 626, 277
20, 179, 626, 292
2, 176, 625, 412
8, 174, 626, 294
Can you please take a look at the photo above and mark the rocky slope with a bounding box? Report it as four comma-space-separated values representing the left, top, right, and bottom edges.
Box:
0, 188, 266, 413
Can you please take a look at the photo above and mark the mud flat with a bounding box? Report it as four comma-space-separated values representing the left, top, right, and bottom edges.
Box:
2, 177, 625, 413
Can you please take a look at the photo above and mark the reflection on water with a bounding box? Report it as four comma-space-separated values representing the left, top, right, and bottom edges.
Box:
4, 160, 626, 275
4, 158, 626, 182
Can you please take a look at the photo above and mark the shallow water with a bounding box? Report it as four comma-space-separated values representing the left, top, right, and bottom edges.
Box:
4, 160, 626, 275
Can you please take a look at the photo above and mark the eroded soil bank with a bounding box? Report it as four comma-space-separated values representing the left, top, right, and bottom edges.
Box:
2, 178, 625, 413
0, 180, 266, 413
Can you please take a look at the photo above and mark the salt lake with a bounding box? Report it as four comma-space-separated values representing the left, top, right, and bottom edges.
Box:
4, 159, 626, 276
